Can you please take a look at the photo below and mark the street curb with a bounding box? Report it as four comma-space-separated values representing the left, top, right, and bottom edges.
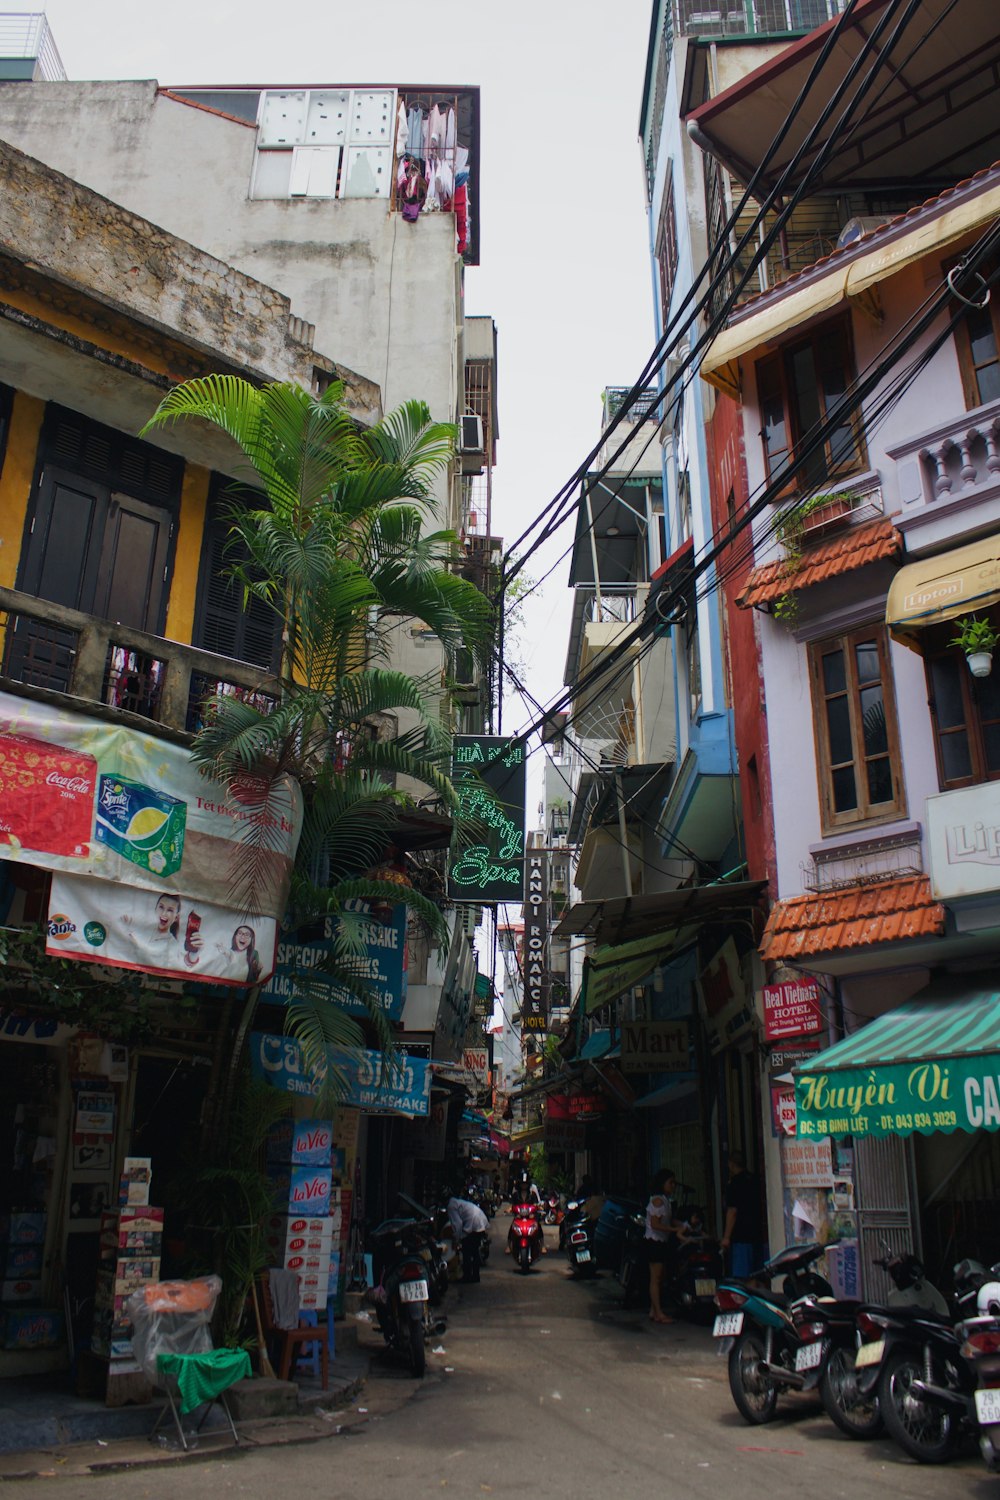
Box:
0, 1364, 369, 1482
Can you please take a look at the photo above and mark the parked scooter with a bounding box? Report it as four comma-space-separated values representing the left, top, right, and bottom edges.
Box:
668, 1210, 723, 1316
563, 1201, 597, 1279
956, 1262, 1000, 1473
713, 1242, 833, 1424
508, 1198, 544, 1273
366, 1215, 434, 1377
854, 1252, 977, 1463
792, 1245, 948, 1440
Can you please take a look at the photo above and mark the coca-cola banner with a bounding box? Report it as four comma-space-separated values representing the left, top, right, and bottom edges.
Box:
0, 690, 301, 919
46, 871, 278, 987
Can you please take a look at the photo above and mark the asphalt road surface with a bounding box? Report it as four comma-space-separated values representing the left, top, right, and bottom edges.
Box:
13, 1221, 991, 1498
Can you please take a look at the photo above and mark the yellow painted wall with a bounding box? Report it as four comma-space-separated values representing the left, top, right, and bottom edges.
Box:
0, 392, 45, 590
165, 462, 211, 645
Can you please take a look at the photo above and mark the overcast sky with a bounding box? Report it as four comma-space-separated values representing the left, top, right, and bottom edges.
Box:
38, 0, 657, 801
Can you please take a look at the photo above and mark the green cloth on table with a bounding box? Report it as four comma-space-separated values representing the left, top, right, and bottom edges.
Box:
157, 1348, 251, 1414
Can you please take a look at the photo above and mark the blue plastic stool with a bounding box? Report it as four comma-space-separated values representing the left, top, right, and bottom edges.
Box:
293, 1310, 322, 1377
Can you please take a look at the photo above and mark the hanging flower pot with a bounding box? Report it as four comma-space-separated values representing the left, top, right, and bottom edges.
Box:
950, 615, 1000, 677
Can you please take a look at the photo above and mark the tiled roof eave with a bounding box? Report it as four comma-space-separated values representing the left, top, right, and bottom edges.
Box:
736, 519, 902, 610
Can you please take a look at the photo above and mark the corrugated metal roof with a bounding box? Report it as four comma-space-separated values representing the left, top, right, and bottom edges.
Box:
761, 875, 945, 960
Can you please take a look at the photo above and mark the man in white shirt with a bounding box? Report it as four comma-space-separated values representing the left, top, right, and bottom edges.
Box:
446, 1193, 490, 1283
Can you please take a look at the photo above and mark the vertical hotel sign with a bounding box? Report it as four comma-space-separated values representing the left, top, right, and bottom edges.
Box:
447, 736, 526, 903
522, 850, 548, 1032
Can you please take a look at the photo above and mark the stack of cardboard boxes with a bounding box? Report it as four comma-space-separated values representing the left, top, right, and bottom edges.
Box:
265, 1121, 348, 1312
92, 1205, 164, 1364
0, 1212, 63, 1351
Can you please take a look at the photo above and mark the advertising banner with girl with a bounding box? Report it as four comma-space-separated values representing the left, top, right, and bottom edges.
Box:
46, 874, 276, 986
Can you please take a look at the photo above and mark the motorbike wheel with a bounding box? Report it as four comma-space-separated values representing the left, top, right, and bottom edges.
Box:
620, 1255, 645, 1309
820, 1345, 883, 1438
878, 1348, 955, 1463
519, 1241, 531, 1274
479, 1236, 491, 1265
728, 1331, 779, 1425
407, 1313, 426, 1378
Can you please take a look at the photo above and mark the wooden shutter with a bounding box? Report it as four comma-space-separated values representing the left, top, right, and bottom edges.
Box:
192, 487, 281, 671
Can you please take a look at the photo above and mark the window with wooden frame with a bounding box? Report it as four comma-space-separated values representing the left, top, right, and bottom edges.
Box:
808, 626, 906, 832
191, 478, 283, 673
924, 620, 1000, 788
952, 257, 1000, 409
756, 319, 866, 494
655, 164, 679, 327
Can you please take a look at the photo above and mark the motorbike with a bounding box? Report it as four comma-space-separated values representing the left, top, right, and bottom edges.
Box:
559, 1197, 585, 1251
542, 1191, 562, 1226
366, 1215, 434, 1377
792, 1246, 948, 1440
713, 1242, 834, 1424
668, 1220, 723, 1316
617, 1208, 648, 1309
508, 1199, 544, 1273
956, 1262, 1000, 1472
563, 1202, 597, 1279
854, 1252, 977, 1463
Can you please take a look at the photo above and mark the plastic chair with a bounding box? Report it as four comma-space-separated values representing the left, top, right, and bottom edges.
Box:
260, 1271, 329, 1388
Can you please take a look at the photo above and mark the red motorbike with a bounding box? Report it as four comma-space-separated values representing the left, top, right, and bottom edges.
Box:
509, 1199, 544, 1274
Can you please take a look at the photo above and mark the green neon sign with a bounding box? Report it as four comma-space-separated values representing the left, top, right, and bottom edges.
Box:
448, 735, 526, 903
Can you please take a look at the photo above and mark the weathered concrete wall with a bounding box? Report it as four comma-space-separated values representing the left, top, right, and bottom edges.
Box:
0, 135, 347, 393
0, 81, 461, 426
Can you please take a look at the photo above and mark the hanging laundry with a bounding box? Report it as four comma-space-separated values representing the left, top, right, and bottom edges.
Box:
396, 100, 408, 159
445, 107, 457, 152
400, 157, 427, 222
454, 181, 469, 254
407, 107, 424, 156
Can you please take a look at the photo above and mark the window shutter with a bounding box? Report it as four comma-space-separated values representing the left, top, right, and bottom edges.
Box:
192, 488, 282, 672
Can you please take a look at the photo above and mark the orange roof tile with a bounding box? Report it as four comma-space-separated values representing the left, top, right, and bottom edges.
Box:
760, 875, 945, 962
736, 519, 902, 610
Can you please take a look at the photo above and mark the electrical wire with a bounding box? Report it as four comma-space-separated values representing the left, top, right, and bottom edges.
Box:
499, 0, 921, 588
499, 219, 1000, 759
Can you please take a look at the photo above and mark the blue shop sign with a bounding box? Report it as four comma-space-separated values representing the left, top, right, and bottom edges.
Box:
260, 901, 407, 1019
249, 1032, 431, 1117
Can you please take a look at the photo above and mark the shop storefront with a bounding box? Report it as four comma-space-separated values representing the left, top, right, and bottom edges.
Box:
792, 973, 1000, 1295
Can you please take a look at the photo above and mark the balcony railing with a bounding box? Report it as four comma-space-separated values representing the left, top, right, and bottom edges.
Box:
676, 0, 844, 39
0, 585, 279, 739
888, 396, 1000, 550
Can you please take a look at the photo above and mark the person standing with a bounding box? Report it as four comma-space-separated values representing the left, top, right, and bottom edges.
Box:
644, 1168, 678, 1324
720, 1150, 764, 1277
446, 1192, 490, 1283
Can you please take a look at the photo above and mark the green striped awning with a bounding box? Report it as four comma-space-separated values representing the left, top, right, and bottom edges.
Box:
793, 976, 1000, 1140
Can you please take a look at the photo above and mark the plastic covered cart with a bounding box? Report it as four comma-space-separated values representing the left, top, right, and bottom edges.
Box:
126, 1276, 249, 1450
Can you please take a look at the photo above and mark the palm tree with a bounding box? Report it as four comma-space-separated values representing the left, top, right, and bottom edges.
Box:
141, 377, 493, 1085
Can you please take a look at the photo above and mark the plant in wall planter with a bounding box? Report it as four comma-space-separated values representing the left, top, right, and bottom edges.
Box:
950, 615, 1000, 677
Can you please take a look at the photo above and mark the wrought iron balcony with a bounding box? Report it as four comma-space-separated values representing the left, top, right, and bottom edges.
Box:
0, 585, 279, 739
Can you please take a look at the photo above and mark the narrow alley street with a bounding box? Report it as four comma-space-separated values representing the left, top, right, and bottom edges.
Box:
4, 1223, 986, 1500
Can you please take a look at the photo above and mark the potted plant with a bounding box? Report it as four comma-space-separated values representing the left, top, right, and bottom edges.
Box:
950, 615, 1000, 677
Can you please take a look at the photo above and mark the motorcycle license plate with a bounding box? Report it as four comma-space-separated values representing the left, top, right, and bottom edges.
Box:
399, 1280, 428, 1303
695, 1279, 716, 1297
714, 1313, 744, 1337
855, 1339, 884, 1369
795, 1341, 824, 1372
975, 1389, 1000, 1424
575, 1249, 591, 1262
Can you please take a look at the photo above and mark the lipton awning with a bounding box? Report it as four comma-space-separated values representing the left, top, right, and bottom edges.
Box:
886, 535, 1000, 649
793, 974, 1000, 1139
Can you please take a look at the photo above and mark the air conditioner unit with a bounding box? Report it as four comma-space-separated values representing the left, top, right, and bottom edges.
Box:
460, 413, 484, 452
459, 414, 484, 476
836, 215, 894, 249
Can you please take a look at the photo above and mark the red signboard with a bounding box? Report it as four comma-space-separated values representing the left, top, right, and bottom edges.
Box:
761, 977, 823, 1041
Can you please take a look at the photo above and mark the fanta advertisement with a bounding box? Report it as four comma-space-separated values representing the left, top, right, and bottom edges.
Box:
0, 690, 302, 921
